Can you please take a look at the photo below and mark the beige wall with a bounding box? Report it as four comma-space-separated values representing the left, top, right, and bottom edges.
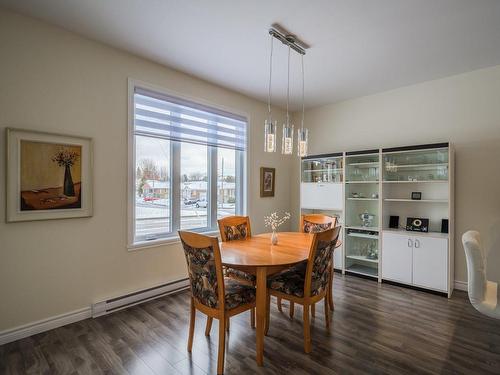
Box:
0, 10, 294, 331
292, 65, 500, 284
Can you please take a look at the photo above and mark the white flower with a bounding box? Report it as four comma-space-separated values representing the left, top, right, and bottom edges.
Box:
264, 212, 291, 231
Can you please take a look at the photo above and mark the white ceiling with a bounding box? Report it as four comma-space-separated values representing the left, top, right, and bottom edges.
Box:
2, 0, 500, 109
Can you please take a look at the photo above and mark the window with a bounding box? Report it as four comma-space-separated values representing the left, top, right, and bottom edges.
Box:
130, 85, 246, 245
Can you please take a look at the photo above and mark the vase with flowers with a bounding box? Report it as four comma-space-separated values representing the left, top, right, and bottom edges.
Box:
52, 148, 79, 197
264, 211, 291, 245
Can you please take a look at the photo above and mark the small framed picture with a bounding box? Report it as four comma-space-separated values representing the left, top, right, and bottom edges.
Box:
411, 192, 422, 200
260, 167, 275, 197
6, 128, 93, 222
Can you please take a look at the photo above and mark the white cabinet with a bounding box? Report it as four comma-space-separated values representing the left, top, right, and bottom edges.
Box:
300, 182, 343, 210
412, 236, 448, 292
382, 231, 448, 292
381, 232, 412, 284
333, 240, 343, 270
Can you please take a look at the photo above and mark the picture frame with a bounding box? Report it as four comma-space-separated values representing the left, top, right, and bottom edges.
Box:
6, 128, 93, 222
260, 167, 275, 197
411, 191, 422, 200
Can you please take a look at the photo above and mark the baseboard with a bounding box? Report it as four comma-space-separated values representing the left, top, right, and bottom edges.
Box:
0, 307, 91, 346
454, 280, 468, 291
92, 277, 189, 317
0, 278, 190, 346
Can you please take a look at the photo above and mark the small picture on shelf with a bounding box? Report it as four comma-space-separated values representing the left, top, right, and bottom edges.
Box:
411, 192, 422, 200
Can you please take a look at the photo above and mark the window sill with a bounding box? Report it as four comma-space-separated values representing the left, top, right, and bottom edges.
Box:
127, 230, 220, 251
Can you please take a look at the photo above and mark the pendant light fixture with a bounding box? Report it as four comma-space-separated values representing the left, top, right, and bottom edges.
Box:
297, 54, 308, 157
264, 33, 277, 153
265, 25, 309, 156
282, 44, 294, 155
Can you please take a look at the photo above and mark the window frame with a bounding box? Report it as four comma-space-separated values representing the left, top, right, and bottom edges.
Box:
127, 79, 248, 250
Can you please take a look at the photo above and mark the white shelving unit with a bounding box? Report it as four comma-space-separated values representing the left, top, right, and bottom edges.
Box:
299, 142, 454, 297
300, 153, 344, 270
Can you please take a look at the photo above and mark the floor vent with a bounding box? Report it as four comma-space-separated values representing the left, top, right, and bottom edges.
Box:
91, 278, 189, 318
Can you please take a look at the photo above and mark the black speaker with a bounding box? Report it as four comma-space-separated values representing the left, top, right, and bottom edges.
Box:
441, 219, 449, 233
389, 216, 399, 229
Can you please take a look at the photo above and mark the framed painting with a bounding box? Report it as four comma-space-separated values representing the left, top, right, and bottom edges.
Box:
260, 167, 275, 197
6, 128, 93, 222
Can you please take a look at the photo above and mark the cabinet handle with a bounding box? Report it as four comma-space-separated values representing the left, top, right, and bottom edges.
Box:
407, 238, 413, 248
414, 239, 420, 248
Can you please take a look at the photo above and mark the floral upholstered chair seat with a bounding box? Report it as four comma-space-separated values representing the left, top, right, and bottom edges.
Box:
268, 239, 335, 298
303, 220, 332, 233
181, 238, 256, 310
224, 278, 256, 309
225, 267, 256, 282
268, 268, 307, 297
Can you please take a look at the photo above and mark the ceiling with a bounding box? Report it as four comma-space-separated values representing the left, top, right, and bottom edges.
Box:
2, 0, 500, 110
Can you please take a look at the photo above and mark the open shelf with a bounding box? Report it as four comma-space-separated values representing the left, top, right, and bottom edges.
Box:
303, 168, 343, 173
345, 264, 378, 278
346, 255, 379, 264
383, 198, 448, 203
347, 197, 379, 201
347, 231, 379, 239
345, 226, 379, 232
348, 162, 379, 167
387, 163, 448, 169
346, 181, 379, 184
383, 180, 448, 184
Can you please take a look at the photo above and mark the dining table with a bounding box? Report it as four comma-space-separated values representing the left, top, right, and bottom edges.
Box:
220, 231, 314, 366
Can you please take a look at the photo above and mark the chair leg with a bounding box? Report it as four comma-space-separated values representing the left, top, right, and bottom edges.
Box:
225, 316, 230, 332
205, 317, 213, 336
303, 304, 311, 353
265, 294, 270, 335
277, 297, 283, 312
250, 307, 255, 328
217, 316, 226, 375
188, 298, 196, 352
324, 297, 330, 329
289, 301, 295, 319
311, 303, 316, 318
329, 266, 335, 311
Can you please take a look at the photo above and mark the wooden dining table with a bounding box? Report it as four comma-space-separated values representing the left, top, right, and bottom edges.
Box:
220, 231, 314, 366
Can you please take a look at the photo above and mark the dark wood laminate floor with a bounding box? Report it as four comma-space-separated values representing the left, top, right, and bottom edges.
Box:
1, 275, 500, 375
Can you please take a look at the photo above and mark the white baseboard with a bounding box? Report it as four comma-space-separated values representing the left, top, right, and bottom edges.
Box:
0, 307, 91, 346
454, 280, 468, 291
0, 278, 189, 346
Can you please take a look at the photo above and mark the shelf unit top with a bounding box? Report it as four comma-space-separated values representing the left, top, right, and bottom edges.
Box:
382, 228, 449, 239
383, 198, 449, 203
382, 180, 448, 184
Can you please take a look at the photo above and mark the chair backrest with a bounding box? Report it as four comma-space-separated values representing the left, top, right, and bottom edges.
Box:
304, 226, 341, 298
462, 230, 487, 304
300, 214, 337, 234
218, 215, 252, 242
179, 231, 225, 310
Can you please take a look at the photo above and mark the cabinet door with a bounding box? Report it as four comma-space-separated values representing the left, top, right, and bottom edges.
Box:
412, 236, 448, 292
381, 232, 412, 284
300, 183, 343, 210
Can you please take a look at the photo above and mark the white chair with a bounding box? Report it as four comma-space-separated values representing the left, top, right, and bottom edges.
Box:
462, 230, 500, 319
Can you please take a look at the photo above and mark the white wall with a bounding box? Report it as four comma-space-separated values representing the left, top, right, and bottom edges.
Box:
292, 64, 500, 284
0, 9, 294, 331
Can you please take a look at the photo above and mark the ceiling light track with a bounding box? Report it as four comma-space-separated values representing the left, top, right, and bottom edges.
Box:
268, 26, 307, 56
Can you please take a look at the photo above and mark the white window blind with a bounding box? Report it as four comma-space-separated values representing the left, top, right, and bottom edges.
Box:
134, 87, 247, 151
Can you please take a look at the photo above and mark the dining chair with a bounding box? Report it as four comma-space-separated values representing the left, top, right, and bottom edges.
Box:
462, 230, 500, 319
277, 214, 338, 317
218, 215, 256, 328
267, 226, 341, 353
179, 231, 256, 374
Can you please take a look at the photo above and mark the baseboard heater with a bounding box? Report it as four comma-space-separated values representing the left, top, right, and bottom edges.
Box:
91, 277, 190, 318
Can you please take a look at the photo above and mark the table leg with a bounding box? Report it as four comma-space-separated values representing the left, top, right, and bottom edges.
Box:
256, 267, 267, 366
